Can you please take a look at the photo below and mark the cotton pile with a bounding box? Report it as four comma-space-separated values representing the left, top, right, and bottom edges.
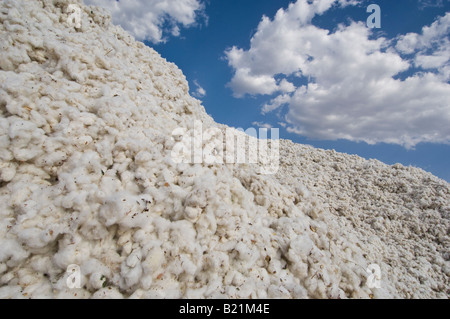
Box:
0, 0, 448, 299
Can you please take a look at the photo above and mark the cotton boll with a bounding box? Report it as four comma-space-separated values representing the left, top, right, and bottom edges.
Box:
146, 277, 182, 299
29, 255, 56, 277
119, 170, 139, 193
52, 239, 91, 271
99, 173, 122, 195
17, 268, 41, 289
89, 272, 108, 290
16, 227, 50, 250
286, 235, 317, 280
12, 147, 43, 162
166, 257, 184, 278
117, 230, 132, 248
0, 148, 13, 162
0, 128, 11, 162
231, 271, 246, 287
185, 286, 208, 299
287, 283, 309, 299
184, 206, 202, 221
82, 258, 112, 279
35, 150, 68, 168
296, 185, 311, 199
143, 247, 165, 274
0, 263, 6, 275
194, 211, 217, 237
29, 109, 48, 128
139, 274, 153, 290
177, 254, 197, 276
184, 188, 208, 209
0, 163, 16, 182
288, 234, 314, 260
120, 211, 152, 229
235, 241, 258, 264
340, 264, 363, 295
1, 269, 18, 286
8, 117, 45, 161
79, 219, 109, 241
135, 150, 153, 164
53, 279, 90, 299
92, 287, 124, 299
120, 249, 143, 289
0, 285, 23, 299
203, 273, 224, 298
98, 192, 140, 227
126, 249, 142, 268
132, 228, 153, 245
8, 117, 35, 140
0, 239, 29, 266
204, 251, 230, 271
268, 284, 292, 298
22, 279, 53, 298
248, 268, 271, 294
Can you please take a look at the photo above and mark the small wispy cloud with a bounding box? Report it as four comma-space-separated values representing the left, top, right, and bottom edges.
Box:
252, 121, 273, 129
418, 0, 445, 9
192, 80, 206, 98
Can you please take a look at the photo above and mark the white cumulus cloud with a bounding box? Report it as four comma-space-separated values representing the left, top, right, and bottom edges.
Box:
225, 0, 450, 148
396, 12, 450, 81
85, 0, 206, 43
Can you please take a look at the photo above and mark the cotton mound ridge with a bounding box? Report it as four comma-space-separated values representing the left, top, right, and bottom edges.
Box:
0, 0, 449, 299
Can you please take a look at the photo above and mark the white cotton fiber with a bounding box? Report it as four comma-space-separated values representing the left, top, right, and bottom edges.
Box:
0, 239, 29, 266
0, 0, 448, 299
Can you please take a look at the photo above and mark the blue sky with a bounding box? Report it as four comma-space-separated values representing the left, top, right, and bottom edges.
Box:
86, 0, 450, 182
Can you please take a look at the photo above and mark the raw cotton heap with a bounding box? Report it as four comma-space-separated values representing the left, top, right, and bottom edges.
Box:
0, 0, 448, 299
